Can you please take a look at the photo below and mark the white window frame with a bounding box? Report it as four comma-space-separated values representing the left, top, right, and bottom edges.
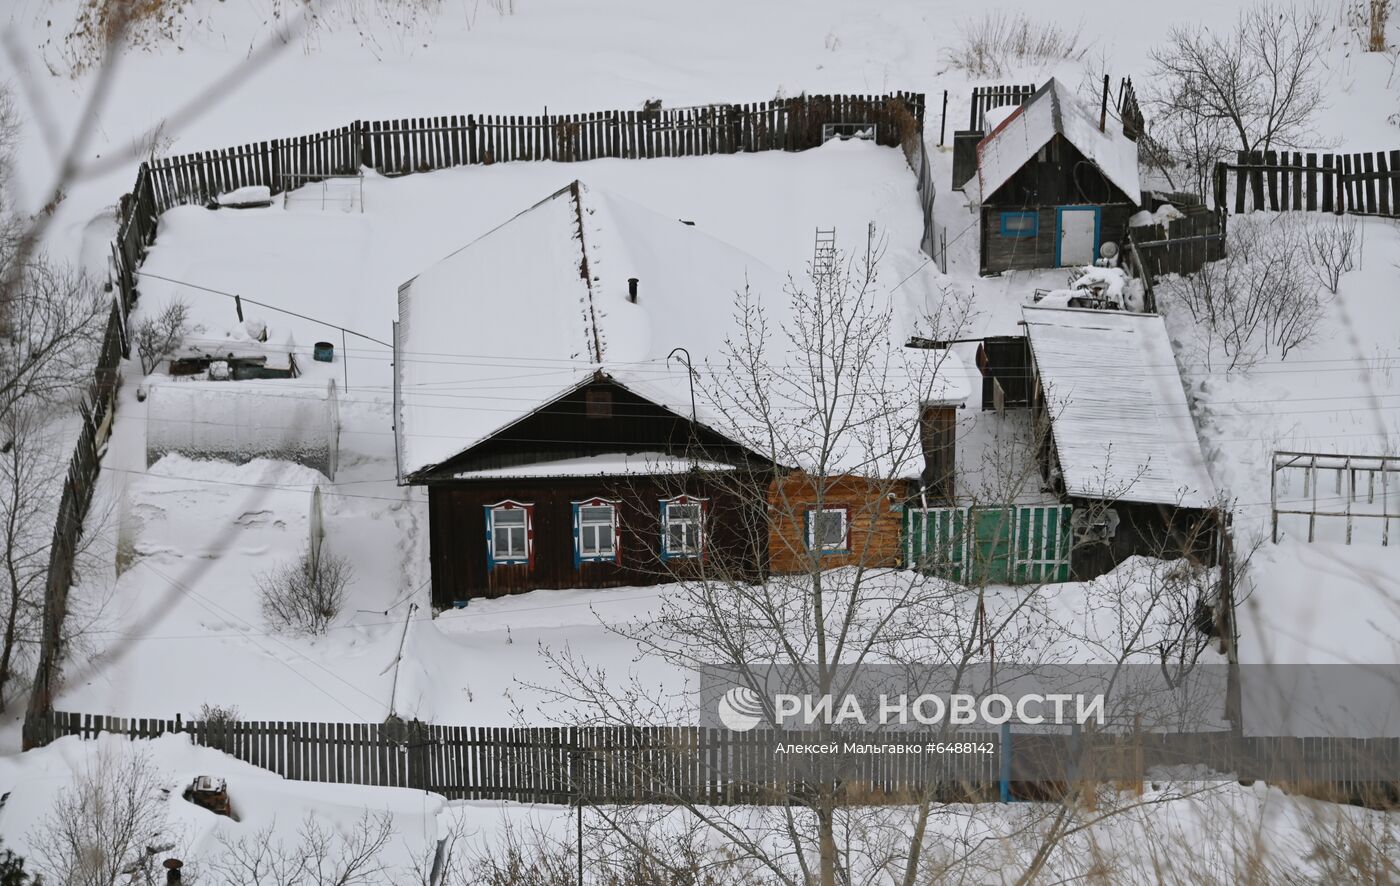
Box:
807, 507, 850, 553
662, 496, 706, 558
575, 498, 619, 563
486, 500, 532, 566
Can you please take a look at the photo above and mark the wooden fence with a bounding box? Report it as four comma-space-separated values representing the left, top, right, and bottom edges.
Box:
24, 182, 153, 728
968, 84, 1037, 132
26, 711, 1000, 805
1127, 204, 1226, 281
1214, 149, 1400, 217
25, 711, 1400, 806
141, 94, 926, 215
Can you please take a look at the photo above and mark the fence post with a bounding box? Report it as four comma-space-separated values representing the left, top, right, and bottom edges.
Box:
938, 90, 948, 147
407, 719, 430, 791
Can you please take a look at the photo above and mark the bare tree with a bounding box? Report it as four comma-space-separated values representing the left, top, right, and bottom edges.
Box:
258, 549, 354, 635
133, 297, 190, 375
1148, 3, 1328, 198
28, 744, 177, 886
0, 405, 59, 712
0, 258, 108, 423
209, 812, 393, 886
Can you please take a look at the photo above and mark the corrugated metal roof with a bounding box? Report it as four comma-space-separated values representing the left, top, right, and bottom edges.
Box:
1022, 307, 1216, 508
972, 79, 1141, 206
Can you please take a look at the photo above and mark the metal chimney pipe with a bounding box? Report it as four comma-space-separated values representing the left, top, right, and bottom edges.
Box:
627, 278, 639, 303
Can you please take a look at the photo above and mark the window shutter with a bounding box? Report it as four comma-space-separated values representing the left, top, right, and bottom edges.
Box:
483, 506, 495, 571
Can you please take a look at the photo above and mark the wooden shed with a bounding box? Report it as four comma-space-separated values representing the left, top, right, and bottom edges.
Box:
969, 79, 1142, 276
1020, 306, 1220, 578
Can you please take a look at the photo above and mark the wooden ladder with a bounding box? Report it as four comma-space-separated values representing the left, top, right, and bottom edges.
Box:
812, 227, 837, 280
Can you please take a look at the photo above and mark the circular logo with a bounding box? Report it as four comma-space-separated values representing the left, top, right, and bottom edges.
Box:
716, 686, 765, 732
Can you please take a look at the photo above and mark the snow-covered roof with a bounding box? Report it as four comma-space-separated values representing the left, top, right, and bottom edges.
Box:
971, 79, 1141, 206
1022, 307, 1216, 508
394, 181, 787, 478
447, 453, 737, 480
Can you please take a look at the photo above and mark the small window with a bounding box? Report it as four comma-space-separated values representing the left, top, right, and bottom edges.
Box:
487, 502, 532, 566
585, 388, 613, 419
807, 508, 849, 553
575, 499, 618, 562
999, 211, 1038, 238
662, 497, 705, 558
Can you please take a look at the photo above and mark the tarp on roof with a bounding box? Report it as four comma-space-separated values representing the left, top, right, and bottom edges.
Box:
971, 79, 1141, 206
1022, 307, 1215, 508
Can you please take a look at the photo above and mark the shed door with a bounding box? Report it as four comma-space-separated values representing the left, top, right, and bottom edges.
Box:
1056, 207, 1099, 266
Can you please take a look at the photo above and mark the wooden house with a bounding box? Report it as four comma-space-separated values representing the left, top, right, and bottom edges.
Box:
394, 181, 782, 606
968, 79, 1142, 276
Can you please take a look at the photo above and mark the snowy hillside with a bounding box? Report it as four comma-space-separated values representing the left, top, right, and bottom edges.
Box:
0, 0, 1398, 882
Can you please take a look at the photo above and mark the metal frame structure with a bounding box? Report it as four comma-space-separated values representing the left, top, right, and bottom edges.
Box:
280, 171, 365, 212
1271, 450, 1398, 545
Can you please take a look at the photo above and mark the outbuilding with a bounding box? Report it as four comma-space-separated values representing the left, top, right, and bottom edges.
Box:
968, 79, 1141, 276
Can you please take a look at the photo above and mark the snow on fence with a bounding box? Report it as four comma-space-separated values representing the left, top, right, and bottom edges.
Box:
24, 711, 1400, 805
146, 379, 340, 480
1213, 149, 1400, 217
138, 93, 926, 215
1271, 451, 1399, 545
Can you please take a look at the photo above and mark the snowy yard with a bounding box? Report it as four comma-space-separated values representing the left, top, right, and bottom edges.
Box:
1, 0, 1399, 880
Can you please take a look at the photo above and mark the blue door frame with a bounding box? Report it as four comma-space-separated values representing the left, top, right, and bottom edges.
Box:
1053, 206, 1101, 267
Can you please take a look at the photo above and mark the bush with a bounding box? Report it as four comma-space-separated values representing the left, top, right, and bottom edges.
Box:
258, 551, 353, 635
943, 11, 1087, 77
134, 297, 189, 375
1160, 215, 1327, 369
1304, 215, 1360, 294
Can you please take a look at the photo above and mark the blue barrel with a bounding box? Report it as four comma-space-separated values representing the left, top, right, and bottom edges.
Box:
313, 341, 334, 363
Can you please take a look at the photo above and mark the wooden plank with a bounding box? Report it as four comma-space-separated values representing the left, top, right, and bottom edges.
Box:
1379, 153, 1392, 217
1364, 152, 1379, 214
1323, 153, 1336, 213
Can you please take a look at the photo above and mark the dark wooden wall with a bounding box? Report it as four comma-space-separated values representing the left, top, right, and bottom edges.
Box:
979, 203, 1135, 275
427, 472, 769, 605
1069, 501, 1219, 581
984, 135, 1131, 207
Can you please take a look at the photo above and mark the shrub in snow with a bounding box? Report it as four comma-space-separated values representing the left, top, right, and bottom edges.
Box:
942, 11, 1087, 77
29, 745, 177, 886
258, 550, 353, 636
212, 810, 393, 885
1303, 215, 1360, 295
1159, 215, 1327, 369
134, 297, 190, 375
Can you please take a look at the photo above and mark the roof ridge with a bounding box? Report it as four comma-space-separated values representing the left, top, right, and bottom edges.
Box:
568, 180, 605, 363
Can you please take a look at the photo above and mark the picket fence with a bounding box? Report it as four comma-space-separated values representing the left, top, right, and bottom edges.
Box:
1214, 149, 1400, 217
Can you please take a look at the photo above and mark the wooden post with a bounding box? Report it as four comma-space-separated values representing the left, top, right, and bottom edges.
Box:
939, 90, 948, 147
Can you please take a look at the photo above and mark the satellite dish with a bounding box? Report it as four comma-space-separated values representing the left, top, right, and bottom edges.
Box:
1099, 241, 1120, 260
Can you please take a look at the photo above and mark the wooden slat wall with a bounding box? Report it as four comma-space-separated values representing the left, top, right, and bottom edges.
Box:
28, 710, 1400, 806
1215, 149, 1400, 218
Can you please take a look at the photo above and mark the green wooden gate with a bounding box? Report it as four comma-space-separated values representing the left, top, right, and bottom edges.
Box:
906, 504, 1071, 585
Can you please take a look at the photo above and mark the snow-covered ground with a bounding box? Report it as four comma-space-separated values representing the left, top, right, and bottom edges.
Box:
2, 0, 1399, 877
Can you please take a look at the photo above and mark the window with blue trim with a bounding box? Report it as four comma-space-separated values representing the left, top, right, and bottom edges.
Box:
661, 496, 706, 559
574, 499, 619, 564
999, 211, 1038, 238
806, 507, 849, 553
485, 501, 532, 568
